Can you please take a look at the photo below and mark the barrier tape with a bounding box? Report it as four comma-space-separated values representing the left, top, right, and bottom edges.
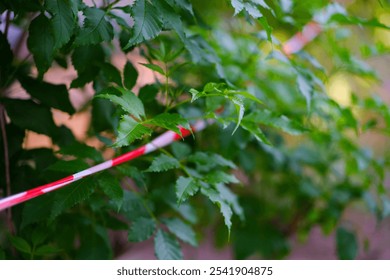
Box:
0, 20, 322, 211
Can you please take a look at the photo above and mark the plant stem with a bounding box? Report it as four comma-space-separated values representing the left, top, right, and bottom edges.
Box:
167, 98, 191, 112
0, 103, 15, 235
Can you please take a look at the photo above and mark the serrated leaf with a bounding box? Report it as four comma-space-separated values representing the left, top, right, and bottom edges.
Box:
201, 186, 233, 232
231, 0, 269, 18
50, 177, 96, 219
215, 183, 244, 221
188, 152, 236, 172
75, 7, 113, 45
336, 227, 358, 260
244, 109, 306, 135
98, 88, 145, 119
205, 170, 239, 184
116, 115, 152, 147
125, 0, 163, 47
46, 0, 77, 48
9, 236, 31, 254
146, 113, 191, 136
146, 154, 180, 172
165, 0, 194, 16
124, 61, 138, 89
27, 14, 55, 76
154, 229, 183, 260
162, 218, 197, 246
19, 76, 75, 115
128, 217, 156, 242
175, 176, 199, 204
241, 119, 271, 145
116, 165, 146, 189
155, 0, 186, 42
97, 173, 123, 211
121, 190, 150, 220
3, 99, 58, 137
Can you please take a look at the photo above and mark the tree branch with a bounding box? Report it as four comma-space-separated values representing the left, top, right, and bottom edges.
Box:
0, 103, 15, 235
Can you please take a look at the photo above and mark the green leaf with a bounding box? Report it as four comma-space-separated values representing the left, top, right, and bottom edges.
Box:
50, 177, 96, 219
146, 113, 191, 136
155, 0, 186, 42
116, 115, 152, 147
117, 165, 146, 189
21, 195, 55, 228
336, 227, 358, 260
165, 0, 194, 16
162, 218, 198, 246
47, 159, 89, 174
3, 99, 58, 137
146, 154, 180, 172
259, 16, 272, 42
171, 142, 191, 159
240, 119, 271, 145
154, 229, 183, 260
98, 88, 145, 119
58, 142, 103, 162
140, 63, 165, 75
124, 61, 138, 90
205, 170, 240, 184
201, 186, 233, 232
231, 95, 245, 134
31, 228, 48, 247
231, 0, 269, 18
9, 236, 31, 254
297, 74, 312, 110
71, 44, 105, 87
330, 14, 390, 30
19, 76, 75, 115
215, 183, 244, 221
244, 109, 306, 135
188, 152, 236, 172
128, 217, 156, 242
121, 190, 150, 220
27, 14, 55, 76
139, 84, 159, 103
201, 187, 233, 233
190, 83, 262, 133
97, 173, 123, 211
75, 7, 113, 45
46, 0, 77, 48
34, 245, 62, 256
175, 176, 199, 204
100, 63, 123, 86
125, 0, 163, 48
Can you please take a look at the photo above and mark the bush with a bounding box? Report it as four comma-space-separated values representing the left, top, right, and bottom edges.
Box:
0, 0, 390, 259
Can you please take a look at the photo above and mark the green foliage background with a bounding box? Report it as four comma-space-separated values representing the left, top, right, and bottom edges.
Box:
1, 0, 390, 259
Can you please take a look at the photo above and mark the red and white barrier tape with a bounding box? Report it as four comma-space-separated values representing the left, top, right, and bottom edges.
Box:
0, 121, 207, 211
0, 19, 323, 211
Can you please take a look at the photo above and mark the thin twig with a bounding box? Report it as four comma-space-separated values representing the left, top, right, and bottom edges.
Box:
0, 103, 15, 235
